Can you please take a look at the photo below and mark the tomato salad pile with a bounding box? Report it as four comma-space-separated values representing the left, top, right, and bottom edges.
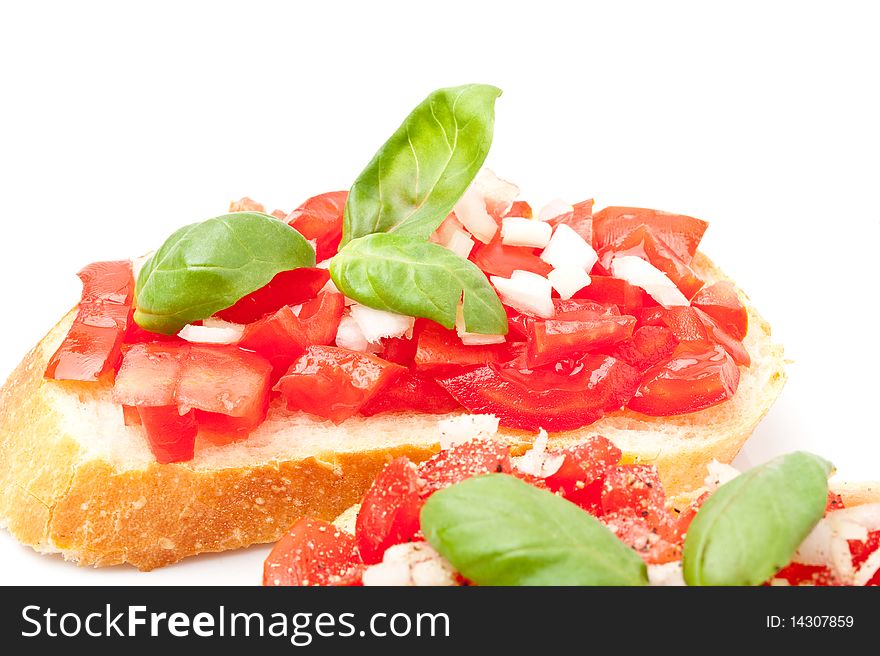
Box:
44, 186, 750, 464
263, 438, 880, 587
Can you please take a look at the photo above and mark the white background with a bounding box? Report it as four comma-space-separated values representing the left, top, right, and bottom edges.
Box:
1, 1, 878, 585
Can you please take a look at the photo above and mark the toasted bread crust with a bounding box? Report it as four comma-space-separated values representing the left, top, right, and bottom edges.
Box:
0, 253, 790, 570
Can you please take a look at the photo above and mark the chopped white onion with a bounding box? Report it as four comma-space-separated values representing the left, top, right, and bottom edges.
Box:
792, 503, 880, 583
512, 430, 565, 478
454, 185, 497, 244
475, 169, 519, 218
438, 414, 499, 450
703, 460, 741, 491
349, 304, 415, 343
178, 322, 244, 345
647, 562, 686, 586
610, 255, 690, 307
538, 198, 574, 221
131, 251, 153, 281
444, 228, 476, 259
501, 217, 552, 248
540, 223, 598, 271
547, 266, 591, 300
490, 270, 554, 318
362, 542, 458, 587
335, 315, 369, 351
432, 214, 466, 245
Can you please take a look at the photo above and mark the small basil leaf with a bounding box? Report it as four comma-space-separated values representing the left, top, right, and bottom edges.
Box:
134, 212, 315, 334
683, 451, 832, 586
421, 474, 648, 586
330, 233, 507, 335
342, 84, 502, 245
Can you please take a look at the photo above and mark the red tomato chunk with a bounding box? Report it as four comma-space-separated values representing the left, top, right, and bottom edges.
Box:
286, 191, 348, 262
264, 517, 363, 586
216, 267, 330, 324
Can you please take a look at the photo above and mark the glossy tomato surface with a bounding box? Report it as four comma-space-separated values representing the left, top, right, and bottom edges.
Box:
275, 346, 406, 423
45, 260, 134, 381
136, 405, 197, 464
413, 322, 513, 375
692, 281, 748, 341
592, 206, 708, 264
286, 191, 348, 262
469, 233, 553, 278
418, 440, 512, 496
216, 267, 329, 324
359, 372, 460, 416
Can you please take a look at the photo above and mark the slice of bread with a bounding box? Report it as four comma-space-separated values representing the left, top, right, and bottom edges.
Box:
0, 252, 785, 570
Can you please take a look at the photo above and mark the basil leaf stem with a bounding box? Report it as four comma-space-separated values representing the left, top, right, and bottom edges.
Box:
329, 234, 507, 335
682, 451, 832, 586
421, 474, 648, 586
134, 212, 315, 334
342, 84, 501, 245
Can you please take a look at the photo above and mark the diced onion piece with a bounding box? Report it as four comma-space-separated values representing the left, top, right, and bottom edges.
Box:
454, 185, 497, 244
547, 266, 591, 300
647, 562, 686, 586
793, 518, 833, 567
335, 315, 369, 351
438, 414, 499, 450
316, 258, 332, 270
132, 251, 153, 282
501, 217, 552, 248
793, 503, 880, 581
703, 460, 740, 491
512, 430, 564, 478
362, 543, 458, 587
475, 169, 519, 218
540, 223, 598, 271
491, 270, 554, 318
538, 198, 574, 221
445, 228, 476, 259
611, 255, 689, 307
349, 304, 415, 343
178, 322, 244, 345
431, 214, 466, 245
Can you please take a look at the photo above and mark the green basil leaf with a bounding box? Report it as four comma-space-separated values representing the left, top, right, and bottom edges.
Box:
134, 212, 315, 334
330, 233, 507, 335
342, 84, 502, 245
420, 474, 648, 586
683, 452, 832, 586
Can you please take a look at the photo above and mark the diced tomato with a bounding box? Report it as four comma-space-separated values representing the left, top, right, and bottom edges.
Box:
413, 322, 512, 375
194, 400, 269, 445
45, 261, 134, 381
544, 437, 622, 512
600, 225, 704, 299
602, 509, 682, 565
826, 492, 845, 512
849, 530, 880, 573
574, 275, 651, 314
657, 306, 749, 367
608, 325, 678, 372
239, 305, 308, 382
263, 517, 363, 586
136, 405, 197, 464
378, 321, 425, 366
504, 200, 533, 219
297, 291, 345, 346
431, 213, 467, 246
355, 457, 423, 564
693, 307, 750, 366
469, 233, 553, 278
773, 563, 836, 586
216, 268, 330, 324
113, 343, 185, 406
360, 372, 460, 416
123, 319, 184, 345
601, 464, 669, 530
628, 343, 740, 416
508, 299, 618, 344
674, 491, 709, 541
526, 314, 636, 367
592, 206, 708, 265
545, 199, 594, 243
275, 346, 406, 423
229, 197, 266, 213
692, 281, 748, 341
418, 440, 512, 497
122, 405, 141, 426
438, 354, 641, 432
285, 191, 348, 262
177, 345, 272, 418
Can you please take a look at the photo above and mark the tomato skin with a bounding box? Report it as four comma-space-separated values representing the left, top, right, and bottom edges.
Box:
574, 275, 651, 314
239, 305, 308, 382
656, 306, 750, 367
216, 267, 330, 324
608, 325, 678, 372
285, 191, 348, 262
177, 345, 273, 417
413, 322, 513, 376
505, 200, 533, 219
544, 437, 622, 512
46, 261, 134, 381
693, 308, 750, 367
628, 343, 740, 416
297, 291, 345, 346
263, 517, 363, 586
545, 199, 594, 243
275, 346, 406, 423
194, 400, 269, 445
602, 509, 682, 565
592, 206, 708, 265
438, 354, 641, 432
692, 281, 748, 341
601, 464, 668, 529
773, 563, 836, 586
355, 457, 423, 564
527, 314, 636, 367
136, 405, 197, 464
113, 343, 185, 406
359, 372, 460, 416
418, 440, 512, 497
469, 233, 553, 278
